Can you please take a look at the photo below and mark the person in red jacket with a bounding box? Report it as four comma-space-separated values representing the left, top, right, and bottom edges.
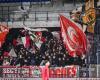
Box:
41, 60, 50, 80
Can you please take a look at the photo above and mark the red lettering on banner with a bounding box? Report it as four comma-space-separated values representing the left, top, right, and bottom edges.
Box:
61, 68, 67, 77
67, 66, 77, 77
55, 68, 61, 78
49, 68, 55, 78
49, 67, 77, 78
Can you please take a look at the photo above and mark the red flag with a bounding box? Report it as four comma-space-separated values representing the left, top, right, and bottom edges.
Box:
60, 15, 87, 57
25, 35, 31, 48
0, 24, 9, 47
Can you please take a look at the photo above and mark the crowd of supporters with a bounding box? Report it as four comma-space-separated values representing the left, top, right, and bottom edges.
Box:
0, 28, 85, 67
0, 6, 93, 67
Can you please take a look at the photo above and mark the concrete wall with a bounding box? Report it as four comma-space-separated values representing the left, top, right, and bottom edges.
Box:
0, 2, 81, 28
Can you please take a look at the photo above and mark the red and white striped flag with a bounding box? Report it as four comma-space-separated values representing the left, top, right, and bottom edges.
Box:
60, 15, 87, 57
